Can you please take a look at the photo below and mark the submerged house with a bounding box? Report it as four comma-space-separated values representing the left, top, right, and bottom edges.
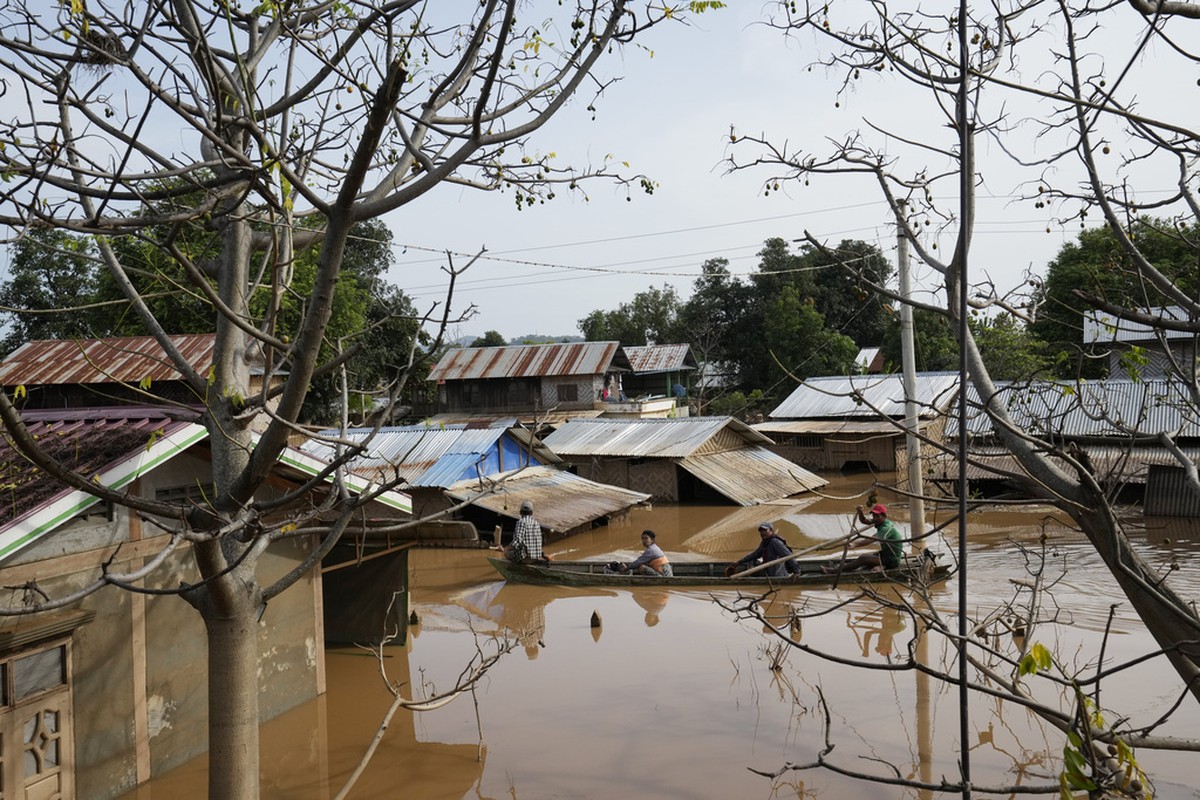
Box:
541, 417, 827, 505
302, 421, 650, 541
0, 406, 411, 799
934, 378, 1200, 514
756, 372, 960, 474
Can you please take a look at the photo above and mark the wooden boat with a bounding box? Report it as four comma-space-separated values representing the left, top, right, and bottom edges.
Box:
487, 554, 951, 588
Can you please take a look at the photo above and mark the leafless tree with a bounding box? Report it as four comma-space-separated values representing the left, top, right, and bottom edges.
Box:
726, 0, 1200, 793
0, 1, 709, 796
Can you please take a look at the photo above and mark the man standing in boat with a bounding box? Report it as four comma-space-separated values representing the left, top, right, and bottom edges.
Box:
503, 500, 546, 563
728, 522, 801, 578
823, 503, 904, 573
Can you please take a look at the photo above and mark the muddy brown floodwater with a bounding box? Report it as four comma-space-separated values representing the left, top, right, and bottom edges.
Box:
126, 474, 1200, 799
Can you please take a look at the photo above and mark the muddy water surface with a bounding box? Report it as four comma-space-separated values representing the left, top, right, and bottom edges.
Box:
127, 475, 1200, 799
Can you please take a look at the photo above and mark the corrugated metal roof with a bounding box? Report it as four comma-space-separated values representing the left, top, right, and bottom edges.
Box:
542, 417, 771, 458
623, 344, 697, 374
0, 334, 217, 386
951, 378, 1200, 439
769, 372, 960, 420
927, 444, 1200, 485
754, 420, 901, 436
303, 423, 557, 484
677, 449, 827, 506
427, 341, 626, 381
1083, 306, 1194, 344
407, 452, 489, 488
445, 466, 651, 535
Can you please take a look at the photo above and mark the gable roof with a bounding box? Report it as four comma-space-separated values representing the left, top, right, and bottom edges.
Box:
0, 334, 218, 386
623, 344, 697, 374
541, 417, 772, 458
427, 341, 628, 381
0, 407, 410, 563
769, 372, 960, 420
301, 422, 559, 487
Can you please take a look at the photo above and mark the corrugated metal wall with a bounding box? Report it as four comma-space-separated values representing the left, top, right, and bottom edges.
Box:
1145, 465, 1200, 517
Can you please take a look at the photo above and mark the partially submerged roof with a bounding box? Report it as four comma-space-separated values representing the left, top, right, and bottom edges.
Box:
302, 422, 559, 487
542, 416, 772, 458
0, 407, 410, 562
769, 372, 960, 420
753, 419, 900, 436
428, 341, 629, 382
676, 449, 827, 506
542, 417, 827, 506
623, 344, 697, 374
952, 378, 1200, 439
0, 334, 218, 386
444, 466, 650, 535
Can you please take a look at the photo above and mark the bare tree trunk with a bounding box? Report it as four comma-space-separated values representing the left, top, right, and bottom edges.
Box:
201, 581, 263, 800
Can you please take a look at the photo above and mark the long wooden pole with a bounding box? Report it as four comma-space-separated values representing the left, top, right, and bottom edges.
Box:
730, 531, 859, 578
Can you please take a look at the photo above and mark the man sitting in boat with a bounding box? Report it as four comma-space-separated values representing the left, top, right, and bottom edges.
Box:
615, 530, 673, 577
503, 500, 547, 563
728, 522, 801, 578
822, 503, 903, 573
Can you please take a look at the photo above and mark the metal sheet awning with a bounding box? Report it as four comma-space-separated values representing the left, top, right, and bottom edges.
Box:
445, 467, 650, 535
675, 449, 827, 507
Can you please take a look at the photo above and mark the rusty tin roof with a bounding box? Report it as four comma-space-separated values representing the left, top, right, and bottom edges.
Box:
0, 334, 217, 386
427, 341, 627, 381
623, 344, 697, 374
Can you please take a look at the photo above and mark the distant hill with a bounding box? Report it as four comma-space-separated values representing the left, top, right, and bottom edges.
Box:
451, 334, 584, 347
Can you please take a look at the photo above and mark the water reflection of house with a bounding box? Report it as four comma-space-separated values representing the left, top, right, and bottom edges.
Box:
542, 417, 827, 505
935, 378, 1200, 515
755, 372, 959, 474
0, 406, 411, 798
302, 422, 650, 542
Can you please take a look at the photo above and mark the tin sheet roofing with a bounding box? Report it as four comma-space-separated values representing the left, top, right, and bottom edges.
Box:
769, 372, 960, 420
676, 449, 827, 506
445, 466, 650, 535
542, 417, 771, 458
0, 334, 217, 386
623, 344, 697, 374
951, 378, 1200, 439
753, 420, 901, 436
926, 444, 1200, 485
427, 341, 626, 381
303, 423, 556, 483
1083, 306, 1194, 344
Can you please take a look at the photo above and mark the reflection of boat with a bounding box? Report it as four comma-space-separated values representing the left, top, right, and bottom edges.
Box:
487, 555, 951, 588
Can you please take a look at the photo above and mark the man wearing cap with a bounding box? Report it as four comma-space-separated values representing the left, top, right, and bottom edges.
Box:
825, 503, 904, 573
728, 522, 801, 578
504, 500, 546, 563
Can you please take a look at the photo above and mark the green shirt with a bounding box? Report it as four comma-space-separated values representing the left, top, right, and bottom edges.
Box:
874, 520, 903, 568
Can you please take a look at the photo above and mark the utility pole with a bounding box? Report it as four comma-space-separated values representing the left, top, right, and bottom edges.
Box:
897, 201, 927, 543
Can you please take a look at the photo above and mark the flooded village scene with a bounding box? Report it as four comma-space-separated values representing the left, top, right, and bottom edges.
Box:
3, 2, 1200, 800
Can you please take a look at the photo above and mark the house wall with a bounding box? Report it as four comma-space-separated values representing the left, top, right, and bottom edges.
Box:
539, 375, 602, 410
0, 453, 322, 799
576, 459, 678, 503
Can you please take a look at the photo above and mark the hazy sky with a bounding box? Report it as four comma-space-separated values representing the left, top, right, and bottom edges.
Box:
381, 4, 1135, 343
